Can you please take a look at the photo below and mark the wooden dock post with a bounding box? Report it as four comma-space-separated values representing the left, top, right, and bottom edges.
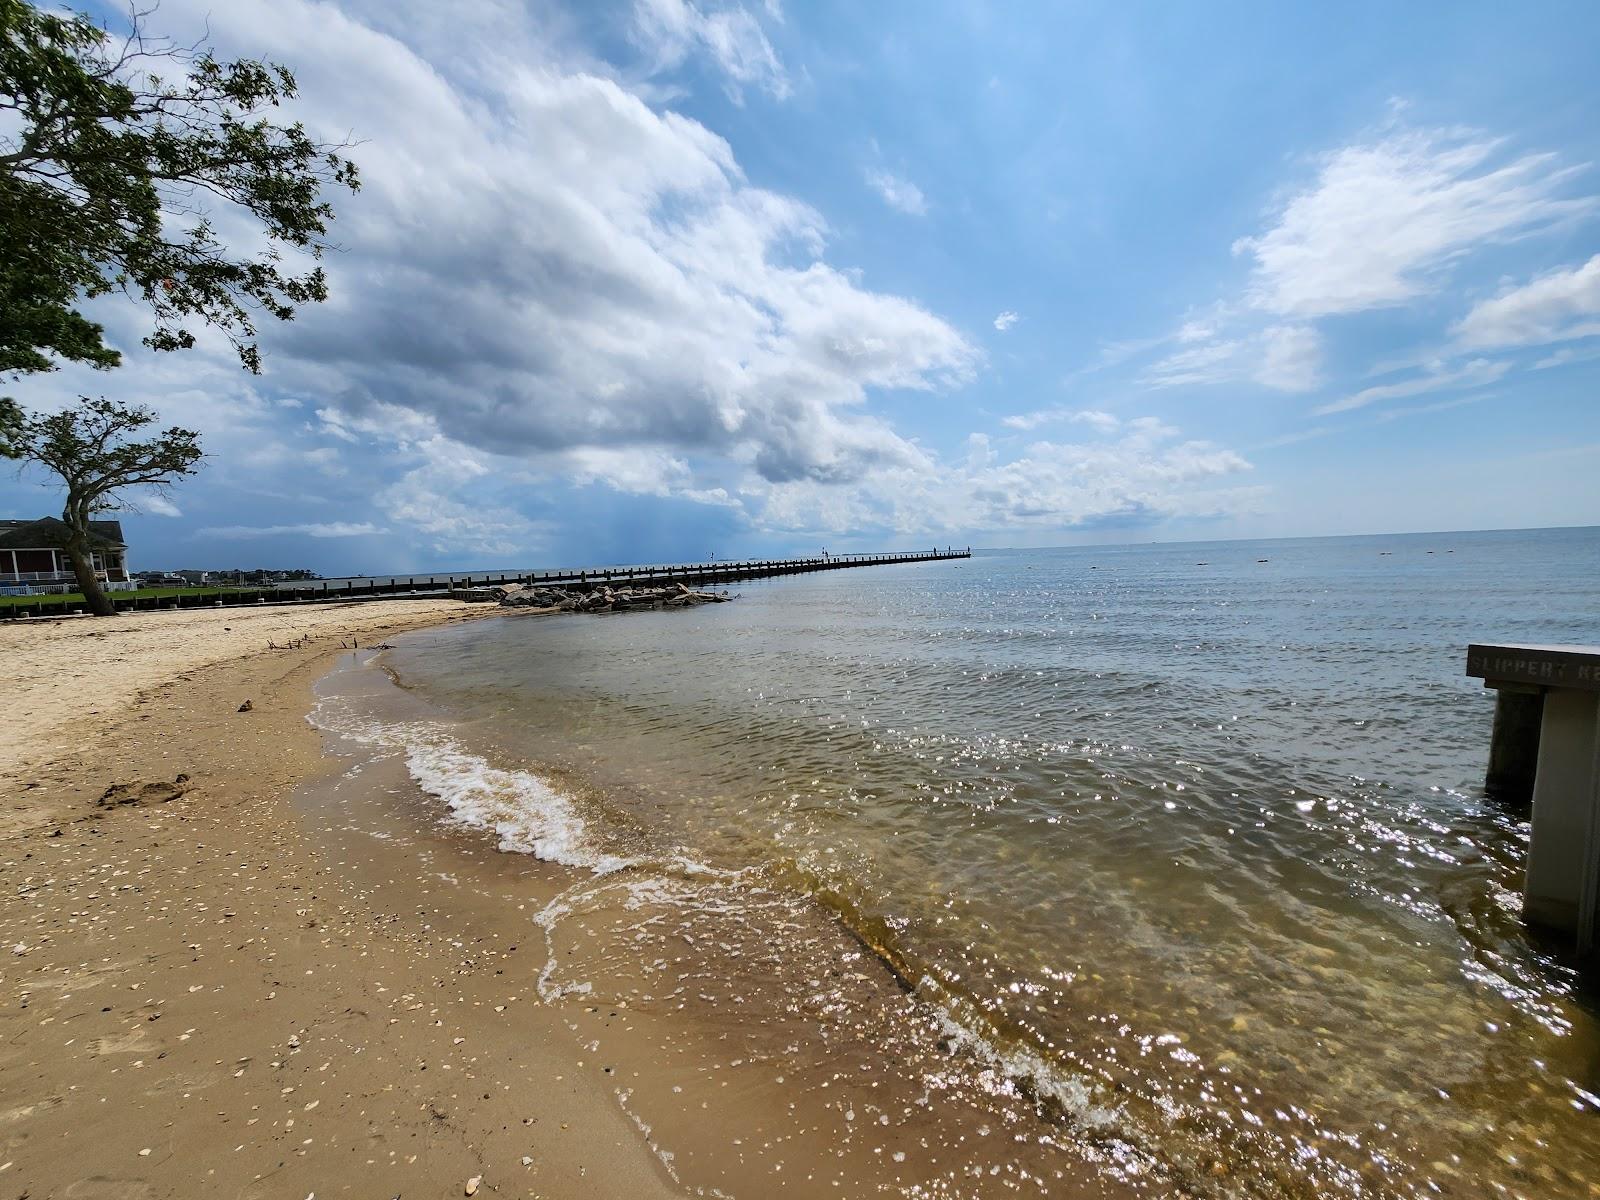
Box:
1467, 644, 1600, 951
1486, 688, 1545, 803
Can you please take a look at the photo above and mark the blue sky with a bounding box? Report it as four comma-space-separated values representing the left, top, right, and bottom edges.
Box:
5, 0, 1599, 572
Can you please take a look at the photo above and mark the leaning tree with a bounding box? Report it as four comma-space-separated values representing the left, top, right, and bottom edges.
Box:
11, 398, 201, 615
0, 0, 360, 383
0, 1, 359, 606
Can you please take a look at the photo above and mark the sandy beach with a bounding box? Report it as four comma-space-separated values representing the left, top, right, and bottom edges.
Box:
0, 598, 1150, 1200
0, 602, 682, 1199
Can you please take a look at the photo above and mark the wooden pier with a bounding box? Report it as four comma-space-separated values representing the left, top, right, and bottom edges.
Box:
302, 548, 971, 597
0, 549, 971, 619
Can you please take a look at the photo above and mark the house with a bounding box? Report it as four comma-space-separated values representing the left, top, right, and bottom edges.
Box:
0, 518, 132, 594
134, 571, 188, 588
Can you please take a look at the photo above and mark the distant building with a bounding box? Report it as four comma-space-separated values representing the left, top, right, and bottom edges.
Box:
134, 571, 189, 588
0, 518, 132, 594
159, 567, 322, 586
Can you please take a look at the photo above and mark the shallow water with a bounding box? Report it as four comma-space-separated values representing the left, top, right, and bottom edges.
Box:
321, 527, 1600, 1198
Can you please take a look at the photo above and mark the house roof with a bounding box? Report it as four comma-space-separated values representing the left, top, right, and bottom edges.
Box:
0, 517, 126, 551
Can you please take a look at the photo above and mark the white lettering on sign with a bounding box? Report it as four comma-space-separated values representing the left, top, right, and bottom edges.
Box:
1467, 646, 1600, 692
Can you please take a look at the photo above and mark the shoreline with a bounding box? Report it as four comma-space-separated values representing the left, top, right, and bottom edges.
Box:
311, 621, 1147, 1198
1, 600, 1142, 1199
0, 602, 682, 1198
0, 599, 481, 821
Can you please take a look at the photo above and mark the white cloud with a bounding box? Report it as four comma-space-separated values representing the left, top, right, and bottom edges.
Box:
1255, 324, 1324, 392
1143, 338, 1241, 389
1072, 409, 1121, 433
1001, 407, 1119, 432
1234, 127, 1591, 317
1143, 324, 1323, 393
153, 0, 975, 507
1092, 122, 1590, 416
303, 446, 347, 476
377, 471, 547, 558
323, 413, 555, 556
565, 446, 692, 494
1373, 392, 1491, 423
993, 310, 1020, 332
865, 168, 928, 216
138, 495, 184, 518
197, 522, 385, 538
11, 0, 1265, 550
1315, 358, 1510, 416
1534, 344, 1600, 370
631, 0, 789, 102
1454, 253, 1600, 350
753, 417, 1253, 535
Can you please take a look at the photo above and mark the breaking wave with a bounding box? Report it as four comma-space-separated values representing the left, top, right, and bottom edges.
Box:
309, 693, 631, 874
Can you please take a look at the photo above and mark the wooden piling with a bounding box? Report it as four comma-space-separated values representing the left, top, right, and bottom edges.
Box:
1486, 688, 1545, 805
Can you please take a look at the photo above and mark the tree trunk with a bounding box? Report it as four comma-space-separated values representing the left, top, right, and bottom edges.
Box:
61, 509, 115, 617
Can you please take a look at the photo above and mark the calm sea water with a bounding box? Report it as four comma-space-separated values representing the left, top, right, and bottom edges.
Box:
324, 526, 1600, 1198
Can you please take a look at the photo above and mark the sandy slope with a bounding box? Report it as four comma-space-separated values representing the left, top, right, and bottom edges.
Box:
0, 601, 682, 1199
0, 601, 465, 792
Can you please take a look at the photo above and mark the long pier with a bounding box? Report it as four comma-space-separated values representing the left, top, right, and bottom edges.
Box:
310, 548, 970, 596
1, 549, 970, 618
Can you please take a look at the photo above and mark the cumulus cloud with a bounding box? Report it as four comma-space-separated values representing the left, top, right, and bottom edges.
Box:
378, 471, 548, 558
197, 522, 385, 538
631, 0, 789, 102
1315, 358, 1510, 416
151, 0, 977, 523
755, 416, 1254, 535
865, 168, 928, 216
1454, 253, 1600, 350
993, 310, 1019, 332
5, 0, 1263, 556
1234, 127, 1591, 317
311, 402, 556, 557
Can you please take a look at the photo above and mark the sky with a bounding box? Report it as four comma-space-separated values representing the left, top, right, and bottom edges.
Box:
5, 0, 1600, 573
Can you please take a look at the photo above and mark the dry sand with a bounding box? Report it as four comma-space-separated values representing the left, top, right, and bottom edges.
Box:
0, 601, 681, 1198
0, 600, 465, 798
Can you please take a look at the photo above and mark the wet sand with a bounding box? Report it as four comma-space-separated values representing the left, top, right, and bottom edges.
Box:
0, 602, 680, 1198
0, 603, 1135, 1199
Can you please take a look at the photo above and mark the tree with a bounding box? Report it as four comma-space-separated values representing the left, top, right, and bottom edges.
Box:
13, 397, 201, 615
0, 0, 360, 405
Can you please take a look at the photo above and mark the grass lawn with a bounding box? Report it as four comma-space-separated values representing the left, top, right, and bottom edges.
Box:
0, 586, 255, 609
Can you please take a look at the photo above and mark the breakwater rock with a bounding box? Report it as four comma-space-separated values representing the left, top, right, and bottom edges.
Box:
493, 581, 734, 614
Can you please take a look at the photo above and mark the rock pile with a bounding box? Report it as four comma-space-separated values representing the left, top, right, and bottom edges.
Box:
493, 581, 734, 614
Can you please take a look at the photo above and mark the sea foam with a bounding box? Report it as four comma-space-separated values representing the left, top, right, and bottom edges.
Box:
310, 694, 630, 874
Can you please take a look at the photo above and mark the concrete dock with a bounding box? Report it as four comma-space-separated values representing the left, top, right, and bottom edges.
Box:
1467, 643, 1600, 951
